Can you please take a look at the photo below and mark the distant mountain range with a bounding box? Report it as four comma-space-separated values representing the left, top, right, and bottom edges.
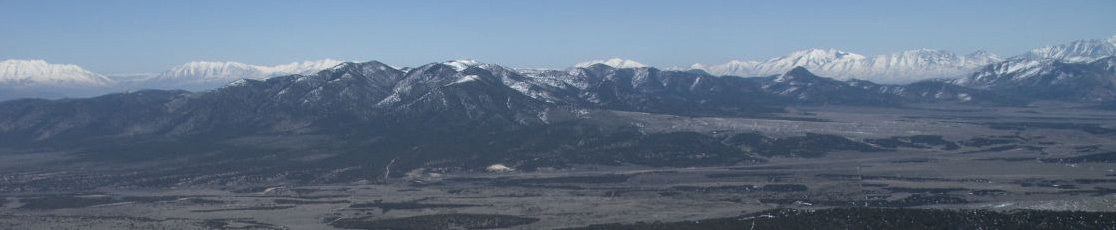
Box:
0, 58, 1078, 148
690, 49, 1004, 83
1, 35, 1114, 102
947, 35, 1116, 102
1021, 35, 1116, 62
688, 35, 1116, 84
0, 35, 1113, 188
0, 60, 116, 100
953, 56, 1116, 102
136, 59, 346, 90
575, 58, 648, 69
0, 59, 345, 100
0, 60, 113, 86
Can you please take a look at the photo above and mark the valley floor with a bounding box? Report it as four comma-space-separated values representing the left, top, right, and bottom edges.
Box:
2, 104, 1116, 229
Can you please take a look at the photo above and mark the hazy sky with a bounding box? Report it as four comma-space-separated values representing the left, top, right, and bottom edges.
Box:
1, 0, 1114, 74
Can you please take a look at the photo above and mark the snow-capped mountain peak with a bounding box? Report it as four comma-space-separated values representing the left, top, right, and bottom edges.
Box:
155, 61, 265, 88
871, 49, 962, 71
758, 49, 866, 79
1022, 36, 1116, 62
949, 35, 1116, 96
147, 59, 345, 90
691, 48, 1003, 83
964, 50, 1004, 65
0, 59, 113, 86
883, 48, 955, 59
574, 58, 647, 68
267, 59, 344, 74
780, 48, 867, 64
443, 59, 485, 71
691, 60, 760, 77
161, 61, 258, 80
159, 59, 344, 81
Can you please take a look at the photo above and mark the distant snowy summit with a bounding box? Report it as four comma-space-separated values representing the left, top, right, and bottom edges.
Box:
0, 59, 113, 86
0, 59, 346, 100
688, 48, 1004, 84
0, 59, 345, 90
1021, 35, 1116, 62
946, 36, 1116, 102
575, 58, 647, 69
679, 35, 1116, 84
143, 59, 345, 90
158, 59, 345, 81
0, 59, 118, 100
953, 35, 1116, 89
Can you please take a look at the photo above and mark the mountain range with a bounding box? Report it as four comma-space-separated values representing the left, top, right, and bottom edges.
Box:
135, 59, 346, 91
689, 49, 1005, 84
1021, 35, 1116, 62
953, 56, 1116, 102
0, 59, 345, 100
0, 59, 113, 86
0, 61, 978, 184
689, 35, 1116, 83
0, 44, 1114, 185
1, 35, 1114, 103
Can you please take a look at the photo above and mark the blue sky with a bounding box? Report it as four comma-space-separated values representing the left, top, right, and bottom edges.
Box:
1, 0, 1114, 74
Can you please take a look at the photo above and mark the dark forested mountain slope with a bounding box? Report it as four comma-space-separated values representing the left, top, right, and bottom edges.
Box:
0, 60, 1110, 186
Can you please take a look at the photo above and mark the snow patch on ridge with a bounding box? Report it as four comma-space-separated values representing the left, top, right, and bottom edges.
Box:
444, 59, 483, 71
451, 75, 482, 85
